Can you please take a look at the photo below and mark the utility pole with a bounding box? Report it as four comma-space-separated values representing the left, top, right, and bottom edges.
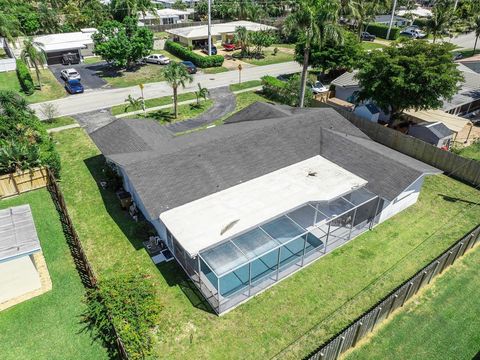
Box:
454, 0, 459, 10
386, 0, 398, 41
207, 0, 212, 56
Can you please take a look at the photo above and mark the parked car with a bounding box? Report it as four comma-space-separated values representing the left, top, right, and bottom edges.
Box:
144, 54, 170, 65
222, 42, 237, 51
400, 28, 427, 39
60, 68, 81, 81
201, 44, 217, 55
360, 32, 376, 41
180, 61, 197, 74
452, 52, 464, 61
65, 79, 84, 94
61, 52, 80, 65
310, 81, 328, 94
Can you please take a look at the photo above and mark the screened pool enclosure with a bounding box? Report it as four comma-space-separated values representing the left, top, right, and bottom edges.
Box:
171, 187, 384, 314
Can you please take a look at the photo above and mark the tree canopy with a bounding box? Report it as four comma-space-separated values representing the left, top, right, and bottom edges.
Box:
93, 17, 153, 68
356, 40, 463, 120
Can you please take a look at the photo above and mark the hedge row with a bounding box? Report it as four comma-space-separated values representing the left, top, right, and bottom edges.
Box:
16, 59, 35, 95
366, 23, 400, 40
165, 40, 224, 68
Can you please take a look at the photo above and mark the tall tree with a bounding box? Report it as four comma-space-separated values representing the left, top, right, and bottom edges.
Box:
427, 0, 455, 43
21, 39, 46, 90
356, 40, 463, 121
0, 13, 21, 43
162, 62, 193, 118
285, 0, 343, 107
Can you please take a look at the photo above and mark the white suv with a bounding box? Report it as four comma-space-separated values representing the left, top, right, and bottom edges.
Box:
60, 68, 81, 81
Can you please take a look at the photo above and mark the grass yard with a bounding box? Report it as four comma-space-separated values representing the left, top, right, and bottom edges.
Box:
455, 141, 480, 161
453, 48, 480, 58
0, 69, 65, 103
41, 116, 77, 130
111, 92, 198, 115
201, 66, 229, 74
345, 245, 480, 360
126, 100, 213, 123
83, 56, 103, 65
238, 49, 294, 66
361, 41, 387, 50
229, 79, 262, 92
52, 124, 480, 360
0, 189, 108, 360
100, 64, 166, 88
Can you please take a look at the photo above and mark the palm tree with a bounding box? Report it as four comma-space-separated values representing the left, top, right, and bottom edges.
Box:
284, 0, 343, 107
137, 0, 157, 21
356, 0, 386, 36
234, 26, 250, 56
21, 39, 46, 90
472, 15, 480, 56
124, 94, 144, 113
163, 62, 193, 118
428, 0, 455, 43
0, 13, 21, 44
194, 83, 209, 106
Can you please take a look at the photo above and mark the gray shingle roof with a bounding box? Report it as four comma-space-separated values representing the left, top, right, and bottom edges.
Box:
331, 71, 359, 88
0, 205, 41, 262
88, 103, 440, 220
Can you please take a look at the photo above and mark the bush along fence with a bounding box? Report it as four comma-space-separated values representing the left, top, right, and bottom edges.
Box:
305, 225, 480, 360
46, 169, 130, 360
164, 40, 224, 68
338, 110, 480, 188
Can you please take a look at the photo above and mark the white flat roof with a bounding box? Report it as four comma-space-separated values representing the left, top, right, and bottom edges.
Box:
0, 256, 41, 304
139, 8, 191, 20
160, 156, 367, 257
34, 30, 95, 52
166, 20, 276, 39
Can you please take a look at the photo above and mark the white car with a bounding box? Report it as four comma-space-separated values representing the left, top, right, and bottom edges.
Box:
60, 68, 81, 81
401, 28, 427, 39
310, 81, 328, 94
144, 54, 170, 65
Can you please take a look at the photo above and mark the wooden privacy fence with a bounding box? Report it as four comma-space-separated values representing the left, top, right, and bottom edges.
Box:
46, 169, 129, 360
337, 110, 480, 187
305, 225, 480, 360
0, 168, 48, 199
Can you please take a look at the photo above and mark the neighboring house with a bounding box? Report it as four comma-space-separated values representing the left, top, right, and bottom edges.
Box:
138, 8, 193, 26
397, 7, 432, 18
408, 122, 454, 149
374, 15, 412, 27
166, 20, 276, 47
354, 103, 380, 123
33, 28, 97, 65
152, 0, 199, 8
443, 63, 480, 116
89, 102, 440, 315
0, 205, 51, 311
0, 37, 15, 72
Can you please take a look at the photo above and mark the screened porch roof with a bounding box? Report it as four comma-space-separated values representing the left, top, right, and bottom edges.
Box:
199, 187, 378, 277
160, 155, 368, 258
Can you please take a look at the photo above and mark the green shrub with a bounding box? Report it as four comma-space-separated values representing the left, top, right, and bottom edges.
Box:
165, 40, 224, 67
261, 75, 313, 107
16, 59, 35, 95
413, 18, 429, 29
83, 273, 162, 360
366, 23, 400, 40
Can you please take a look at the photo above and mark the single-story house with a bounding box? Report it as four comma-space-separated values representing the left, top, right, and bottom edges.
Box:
152, 0, 199, 8
0, 205, 51, 311
33, 28, 97, 65
397, 7, 432, 18
138, 8, 193, 26
166, 20, 276, 47
374, 15, 412, 28
408, 122, 454, 149
354, 103, 380, 122
89, 102, 440, 315
443, 63, 480, 116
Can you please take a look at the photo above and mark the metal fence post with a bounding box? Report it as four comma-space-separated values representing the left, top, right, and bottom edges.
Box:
386, 295, 398, 318
402, 282, 414, 306
352, 322, 363, 347
334, 336, 345, 360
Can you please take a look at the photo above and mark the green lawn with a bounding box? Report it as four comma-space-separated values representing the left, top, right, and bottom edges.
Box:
100, 64, 166, 88
229, 80, 262, 92
83, 56, 103, 65
361, 41, 387, 50
41, 116, 77, 130
455, 141, 480, 161
52, 124, 480, 359
201, 66, 229, 74
111, 92, 198, 115
238, 49, 294, 66
345, 245, 480, 360
126, 99, 213, 123
0, 189, 108, 360
0, 69, 65, 103
455, 48, 480, 58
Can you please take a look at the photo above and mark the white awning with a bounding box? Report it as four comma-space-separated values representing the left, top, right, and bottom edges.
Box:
160, 156, 367, 257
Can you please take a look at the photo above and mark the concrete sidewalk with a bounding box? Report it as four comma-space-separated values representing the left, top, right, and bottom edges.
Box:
30, 61, 302, 119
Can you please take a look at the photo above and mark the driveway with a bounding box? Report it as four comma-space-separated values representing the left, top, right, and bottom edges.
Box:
49, 62, 109, 90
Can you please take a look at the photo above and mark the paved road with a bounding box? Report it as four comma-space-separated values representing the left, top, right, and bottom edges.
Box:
165, 86, 236, 133
31, 61, 302, 119
439, 31, 477, 49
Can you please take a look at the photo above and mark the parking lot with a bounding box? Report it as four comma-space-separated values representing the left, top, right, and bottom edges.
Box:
49, 62, 109, 91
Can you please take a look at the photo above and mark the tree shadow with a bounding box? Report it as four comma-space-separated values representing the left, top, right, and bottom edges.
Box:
143, 110, 175, 124
84, 155, 153, 251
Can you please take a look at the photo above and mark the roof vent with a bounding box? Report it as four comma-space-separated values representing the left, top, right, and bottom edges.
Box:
307, 171, 317, 177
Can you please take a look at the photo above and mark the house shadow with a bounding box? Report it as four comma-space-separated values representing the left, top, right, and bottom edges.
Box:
157, 261, 215, 314
84, 155, 150, 251
84, 155, 215, 314
439, 194, 480, 206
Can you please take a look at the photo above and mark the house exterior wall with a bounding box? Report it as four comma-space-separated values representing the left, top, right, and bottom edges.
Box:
379, 175, 425, 223
354, 106, 379, 122
335, 86, 359, 102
